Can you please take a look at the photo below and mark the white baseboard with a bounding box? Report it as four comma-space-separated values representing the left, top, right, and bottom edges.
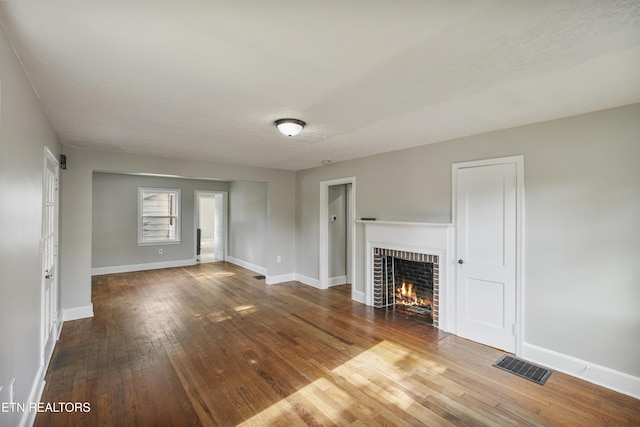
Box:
352, 289, 366, 304
18, 314, 66, 426
55, 316, 63, 340
522, 342, 640, 399
266, 273, 296, 285
91, 259, 196, 276
63, 304, 94, 321
295, 273, 322, 289
226, 256, 267, 276
296, 275, 365, 304
329, 275, 347, 286
18, 363, 46, 427
225, 257, 293, 284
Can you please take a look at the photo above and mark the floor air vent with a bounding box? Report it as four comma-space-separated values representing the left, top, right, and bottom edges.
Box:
254, 275, 266, 280
493, 355, 552, 385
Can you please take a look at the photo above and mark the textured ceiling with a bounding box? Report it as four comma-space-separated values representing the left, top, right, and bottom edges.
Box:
1, 1, 639, 171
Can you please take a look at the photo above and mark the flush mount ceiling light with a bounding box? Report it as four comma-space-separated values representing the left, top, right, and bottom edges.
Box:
274, 118, 306, 137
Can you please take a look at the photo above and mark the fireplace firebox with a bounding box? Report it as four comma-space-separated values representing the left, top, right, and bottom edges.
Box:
373, 248, 439, 326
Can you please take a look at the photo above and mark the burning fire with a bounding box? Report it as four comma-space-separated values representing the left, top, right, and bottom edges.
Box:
396, 281, 431, 308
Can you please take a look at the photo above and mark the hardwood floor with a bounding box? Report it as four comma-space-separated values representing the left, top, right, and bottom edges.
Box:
36, 263, 639, 426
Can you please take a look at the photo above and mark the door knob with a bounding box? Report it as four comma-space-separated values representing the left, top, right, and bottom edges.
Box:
45, 273, 53, 279
458, 259, 464, 265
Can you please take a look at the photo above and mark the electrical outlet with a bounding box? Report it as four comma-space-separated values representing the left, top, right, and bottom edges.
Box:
276, 256, 281, 263
9, 378, 15, 404
158, 248, 163, 254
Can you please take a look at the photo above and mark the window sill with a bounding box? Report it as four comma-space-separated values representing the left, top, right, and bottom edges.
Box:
137, 240, 182, 247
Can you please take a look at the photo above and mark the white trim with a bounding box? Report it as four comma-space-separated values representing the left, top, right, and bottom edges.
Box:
137, 187, 181, 245
266, 273, 296, 285
329, 275, 347, 286
55, 316, 63, 340
19, 364, 46, 427
351, 290, 366, 304
136, 240, 182, 247
293, 274, 362, 298
356, 220, 453, 227
19, 301, 65, 427
226, 256, 267, 276
362, 222, 454, 331
41, 147, 60, 370
522, 342, 640, 399
91, 259, 196, 276
63, 304, 94, 321
319, 177, 356, 294
294, 273, 322, 289
451, 155, 525, 355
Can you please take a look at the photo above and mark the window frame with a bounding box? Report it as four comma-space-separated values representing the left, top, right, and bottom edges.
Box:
137, 187, 181, 245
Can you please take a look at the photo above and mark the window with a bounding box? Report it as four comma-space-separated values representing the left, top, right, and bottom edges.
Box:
138, 188, 181, 245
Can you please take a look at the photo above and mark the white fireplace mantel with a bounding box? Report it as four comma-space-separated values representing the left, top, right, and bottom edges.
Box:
360, 220, 455, 332
356, 220, 453, 228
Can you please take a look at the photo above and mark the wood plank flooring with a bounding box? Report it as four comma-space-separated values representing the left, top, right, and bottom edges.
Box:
36, 263, 639, 426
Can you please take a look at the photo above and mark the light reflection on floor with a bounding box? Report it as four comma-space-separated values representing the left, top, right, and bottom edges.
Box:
238, 340, 449, 426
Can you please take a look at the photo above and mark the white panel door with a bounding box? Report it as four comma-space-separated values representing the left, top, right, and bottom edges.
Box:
42, 149, 59, 356
456, 162, 517, 352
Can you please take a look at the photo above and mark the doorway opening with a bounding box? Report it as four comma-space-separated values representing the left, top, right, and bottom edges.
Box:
195, 191, 228, 263
319, 177, 357, 299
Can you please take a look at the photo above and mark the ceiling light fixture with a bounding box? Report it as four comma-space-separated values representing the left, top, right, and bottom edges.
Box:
274, 118, 306, 137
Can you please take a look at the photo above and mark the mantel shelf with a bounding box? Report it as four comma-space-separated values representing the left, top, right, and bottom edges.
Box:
356, 220, 453, 227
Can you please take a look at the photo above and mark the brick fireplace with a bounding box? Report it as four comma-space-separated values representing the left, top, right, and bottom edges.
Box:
360, 220, 454, 331
373, 248, 439, 326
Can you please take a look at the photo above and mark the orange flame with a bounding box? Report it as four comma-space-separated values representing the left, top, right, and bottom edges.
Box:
396, 281, 432, 308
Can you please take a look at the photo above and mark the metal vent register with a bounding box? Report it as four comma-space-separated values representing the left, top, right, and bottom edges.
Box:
493, 355, 552, 385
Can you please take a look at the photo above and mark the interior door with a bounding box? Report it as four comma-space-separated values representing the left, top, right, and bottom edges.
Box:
456, 161, 517, 353
42, 149, 59, 356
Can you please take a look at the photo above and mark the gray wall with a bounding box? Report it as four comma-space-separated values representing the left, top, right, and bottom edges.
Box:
92, 173, 229, 269
61, 147, 296, 315
295, 104, 640, 378
0, 25, 62, 426
229, 180, 268, 269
